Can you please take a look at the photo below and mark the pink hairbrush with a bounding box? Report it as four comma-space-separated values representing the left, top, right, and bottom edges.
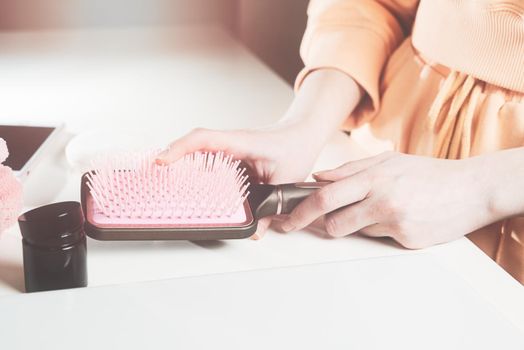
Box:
81, 151, 326, 240
0, 138, 23, 235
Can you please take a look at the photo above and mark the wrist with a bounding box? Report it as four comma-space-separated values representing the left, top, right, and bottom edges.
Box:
478, 148, 524, 220
267, 117, 330, 155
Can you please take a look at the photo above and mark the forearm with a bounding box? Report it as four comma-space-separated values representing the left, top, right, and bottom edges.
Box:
277, 69, 363, 146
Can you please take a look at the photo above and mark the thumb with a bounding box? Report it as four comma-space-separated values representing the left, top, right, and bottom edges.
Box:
251, 217, 271, 240
313, 151, 396, 181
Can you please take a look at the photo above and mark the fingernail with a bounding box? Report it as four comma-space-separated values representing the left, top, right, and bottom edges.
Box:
281, 222, 295, 232
312, 171, 328, 179
155, 150, 169, 165
251, 233, 260, 240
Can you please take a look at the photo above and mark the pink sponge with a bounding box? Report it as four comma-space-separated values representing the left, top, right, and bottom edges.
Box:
0, 138, 23, 234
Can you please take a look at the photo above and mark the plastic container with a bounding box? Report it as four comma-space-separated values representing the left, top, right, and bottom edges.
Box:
18, 201, 87, 292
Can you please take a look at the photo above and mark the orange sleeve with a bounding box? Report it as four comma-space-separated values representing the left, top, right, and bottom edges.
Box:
295, 0, 419, 129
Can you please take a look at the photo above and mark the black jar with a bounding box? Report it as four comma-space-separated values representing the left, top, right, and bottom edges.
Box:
18, 201, 87, 293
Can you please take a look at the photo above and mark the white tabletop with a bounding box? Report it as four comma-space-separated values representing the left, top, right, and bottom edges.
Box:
0, 26, 523, 344
1, 254, 523, 350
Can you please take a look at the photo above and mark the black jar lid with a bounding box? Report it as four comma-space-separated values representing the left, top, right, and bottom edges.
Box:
18, 201, 85, 248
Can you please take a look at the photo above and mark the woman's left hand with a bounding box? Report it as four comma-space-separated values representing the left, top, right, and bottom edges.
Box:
281, 151, 499, 249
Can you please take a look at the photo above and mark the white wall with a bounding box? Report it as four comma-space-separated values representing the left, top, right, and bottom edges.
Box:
0, 0, 235, 30
234, 0, 308, 85
0, 0, 309, 85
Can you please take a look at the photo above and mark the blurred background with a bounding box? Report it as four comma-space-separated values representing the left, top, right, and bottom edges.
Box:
0, 0, 314, 204
0, 0, 308, 85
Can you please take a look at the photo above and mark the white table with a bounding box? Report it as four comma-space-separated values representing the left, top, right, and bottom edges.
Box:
1, 254, 523, 350
0, 26, 523, 346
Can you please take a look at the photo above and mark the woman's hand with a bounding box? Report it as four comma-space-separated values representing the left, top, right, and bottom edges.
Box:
155, 123, 325, 239
282, 151, 503, 249
156, 70, 363, 239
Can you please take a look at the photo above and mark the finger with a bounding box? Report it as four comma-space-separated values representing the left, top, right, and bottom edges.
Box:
281, 171, 372, 232
251, 217, 271, 240
156, 128, 246, 164
323, 199, 376, 237
304, 217, 333, 239
313, 151, 396, 182
270, 215, 295, 233
359, 223, 391, 238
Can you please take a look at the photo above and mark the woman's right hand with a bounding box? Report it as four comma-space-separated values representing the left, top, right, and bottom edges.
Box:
155, 122, 325, 239
156, 69, 363, 239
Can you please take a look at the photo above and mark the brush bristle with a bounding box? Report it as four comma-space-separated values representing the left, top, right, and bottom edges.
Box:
86, 151, 250, 220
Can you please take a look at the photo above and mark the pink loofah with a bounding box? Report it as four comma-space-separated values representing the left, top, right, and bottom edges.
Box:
0, 138, 23, 234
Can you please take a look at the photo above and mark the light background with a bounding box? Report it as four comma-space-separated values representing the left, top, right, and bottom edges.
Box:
0, 0, 308, 85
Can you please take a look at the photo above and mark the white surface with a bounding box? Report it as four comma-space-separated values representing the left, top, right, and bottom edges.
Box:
65, 130, 147, 172
0, 26, 522, 344
0, 254, 522, 350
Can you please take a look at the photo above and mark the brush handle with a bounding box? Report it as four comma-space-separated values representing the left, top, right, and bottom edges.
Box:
251, 182, 330, 219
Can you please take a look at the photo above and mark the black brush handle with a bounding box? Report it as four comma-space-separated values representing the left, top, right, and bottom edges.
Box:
250, 182, 330, 219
